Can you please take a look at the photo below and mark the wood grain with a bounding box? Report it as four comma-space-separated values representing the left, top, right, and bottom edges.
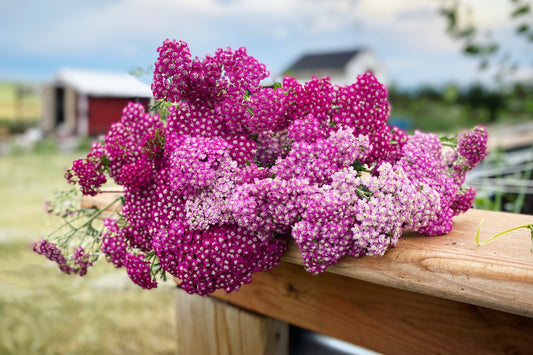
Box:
175, 288, 288, 355
212, 262, 533, 355
281, 208, 533, 318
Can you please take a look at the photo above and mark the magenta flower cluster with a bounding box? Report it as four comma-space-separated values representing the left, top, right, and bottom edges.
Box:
42, 39, 488, 293
32, 239, 93, 275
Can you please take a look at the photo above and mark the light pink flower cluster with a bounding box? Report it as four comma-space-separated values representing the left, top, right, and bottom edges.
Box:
39, 40, 488, 292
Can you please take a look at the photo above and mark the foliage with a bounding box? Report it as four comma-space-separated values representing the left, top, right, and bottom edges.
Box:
0, 81, 42, 123
388, 82, 533, 133
32, 138, 59, 154
439, 0, 533, 83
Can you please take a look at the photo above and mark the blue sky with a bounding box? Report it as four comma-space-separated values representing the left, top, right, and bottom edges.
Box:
1, 0, 530, 88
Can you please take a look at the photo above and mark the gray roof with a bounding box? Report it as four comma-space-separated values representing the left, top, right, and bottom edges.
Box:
52, 68, 152, 98
286, 49, 365, 72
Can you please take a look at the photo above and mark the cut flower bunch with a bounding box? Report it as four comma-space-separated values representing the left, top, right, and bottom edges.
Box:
33, 39, 488, 295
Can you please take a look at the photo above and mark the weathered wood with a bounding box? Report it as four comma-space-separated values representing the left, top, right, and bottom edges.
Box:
174, 288, 288, 355
280, 208, 533, 318
487, 123, 533, 152
212, 261, 533, 355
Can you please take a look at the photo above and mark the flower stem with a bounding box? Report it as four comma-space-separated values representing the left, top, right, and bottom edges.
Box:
81, 196, 123, 227
440, 141, 457, 148
476, 218, 533, 252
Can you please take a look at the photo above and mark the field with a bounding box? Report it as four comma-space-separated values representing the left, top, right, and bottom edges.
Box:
0, 82, 41, 120
0, 151, 177, 355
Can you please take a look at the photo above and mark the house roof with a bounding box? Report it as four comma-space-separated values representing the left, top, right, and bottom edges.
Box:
285, 49, 365, 73
52, 68, 152, 98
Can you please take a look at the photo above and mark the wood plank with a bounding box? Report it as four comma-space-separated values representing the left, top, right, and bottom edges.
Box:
175, 288, 288, 355
281, 209, 533, 318
212, 262, 533, 355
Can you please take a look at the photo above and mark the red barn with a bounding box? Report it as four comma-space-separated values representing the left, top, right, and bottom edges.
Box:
42, 68, 152, 137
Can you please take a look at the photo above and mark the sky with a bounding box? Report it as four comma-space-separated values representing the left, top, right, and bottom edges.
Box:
1, 0, 531, 89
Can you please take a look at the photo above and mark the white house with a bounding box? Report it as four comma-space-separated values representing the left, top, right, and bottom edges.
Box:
282, 48, 389, 87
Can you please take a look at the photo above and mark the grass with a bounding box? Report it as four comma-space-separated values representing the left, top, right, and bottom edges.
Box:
0, 151, 177, 355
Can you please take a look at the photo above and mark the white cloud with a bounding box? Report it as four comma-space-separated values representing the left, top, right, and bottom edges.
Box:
1, 0, 526, 86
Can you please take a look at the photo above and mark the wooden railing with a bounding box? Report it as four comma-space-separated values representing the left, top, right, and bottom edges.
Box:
83, 189, 533, 355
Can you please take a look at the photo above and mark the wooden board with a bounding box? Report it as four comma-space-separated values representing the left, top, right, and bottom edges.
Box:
280, 208, 533, 318
212, 261, 533, 355
175, 288, 288, 355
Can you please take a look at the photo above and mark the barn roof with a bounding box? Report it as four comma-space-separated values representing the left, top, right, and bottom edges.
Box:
285, 49, 365, 72
52, 68, 152, 98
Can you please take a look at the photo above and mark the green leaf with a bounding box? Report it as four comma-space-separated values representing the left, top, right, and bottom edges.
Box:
463, 43, 480, 55
486, 43, 499, 55
351, 159, 365, 171
511, 4, 530, 17
439, 7, 457, 32
457, 26, 476, 39
439, 136, 457, 144
101, 155, 110, 169
516, 23, 529, 34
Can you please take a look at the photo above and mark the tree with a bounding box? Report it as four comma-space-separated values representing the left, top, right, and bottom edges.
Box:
439, 0, 533, 84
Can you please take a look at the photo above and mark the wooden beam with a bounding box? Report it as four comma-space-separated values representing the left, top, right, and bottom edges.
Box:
212, 261, 533, 355
281, 208, 533, 318
175, 288, 288, 355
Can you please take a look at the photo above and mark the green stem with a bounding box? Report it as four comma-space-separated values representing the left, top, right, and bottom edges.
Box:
440, 141, 457, 148
45, 214, 87, 239
476, 218, 533, 246
80, 196, 123, 228
355, 186, 373, 199
512, 166, 533, 214
47, 195, 122, 245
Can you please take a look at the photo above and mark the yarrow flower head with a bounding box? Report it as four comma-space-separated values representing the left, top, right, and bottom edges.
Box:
35, 39, 489, 294
124, 252, 157, 290
32, 239, 75, 274
152, 222, 285, 295
457, 125, 488, 168
65, 142, 107, 196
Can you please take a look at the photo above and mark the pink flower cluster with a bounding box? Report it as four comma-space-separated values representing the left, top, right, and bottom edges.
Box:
65, 142, 106, 196
49, 40, 488, 292
32, 239, 94, 275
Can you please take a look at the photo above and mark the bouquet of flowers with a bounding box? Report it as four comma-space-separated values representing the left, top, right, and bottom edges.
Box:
33, 39, 488, 295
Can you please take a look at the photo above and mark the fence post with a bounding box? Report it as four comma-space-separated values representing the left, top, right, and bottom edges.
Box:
175, 288, 289, 355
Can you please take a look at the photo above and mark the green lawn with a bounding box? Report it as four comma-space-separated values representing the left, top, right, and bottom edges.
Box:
0, 152, 177, 355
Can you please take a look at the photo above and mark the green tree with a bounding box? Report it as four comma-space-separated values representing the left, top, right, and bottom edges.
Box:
439, 0, 533, 84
